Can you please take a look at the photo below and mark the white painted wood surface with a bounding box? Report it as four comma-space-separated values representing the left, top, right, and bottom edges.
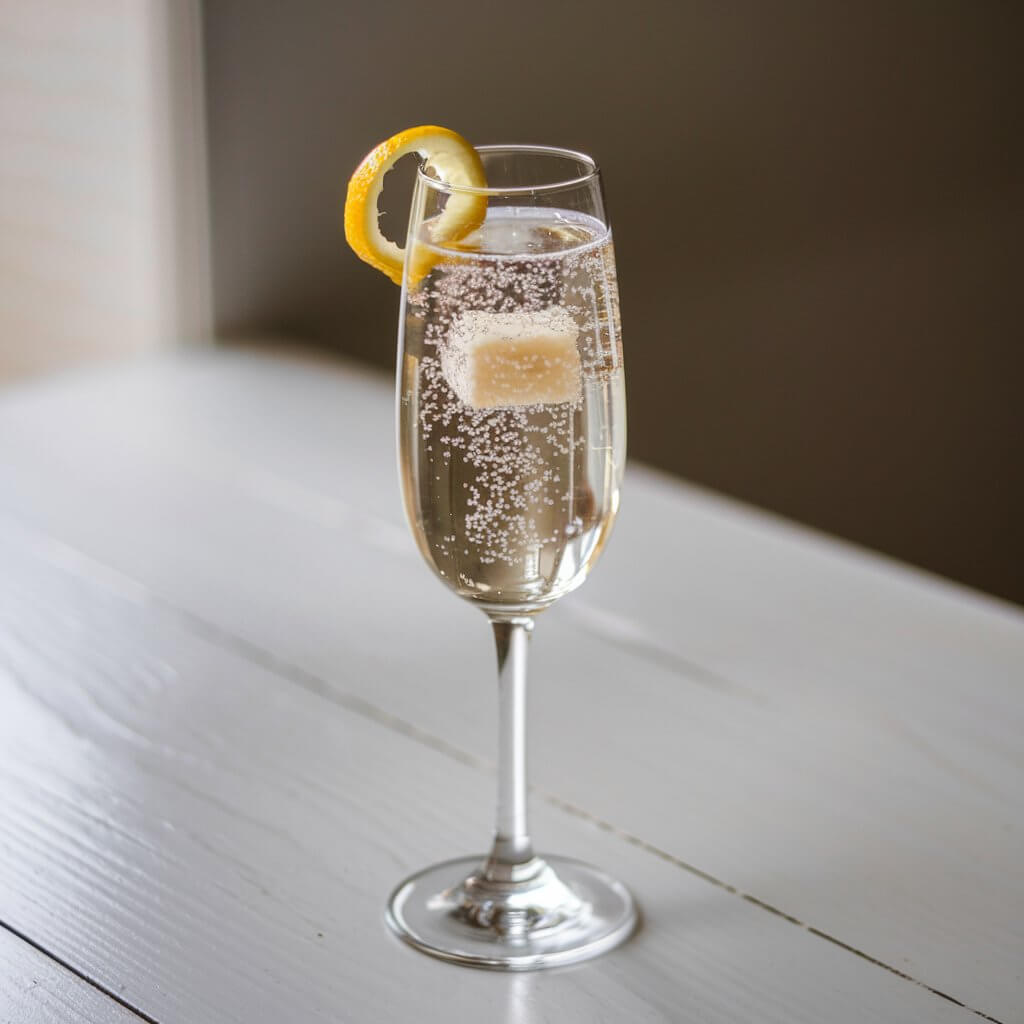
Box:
0, 928, 141, 1023
0, 347, 1021, 1022
0, 528, 986, 1023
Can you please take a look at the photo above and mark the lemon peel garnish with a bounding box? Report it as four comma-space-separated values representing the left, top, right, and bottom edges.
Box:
344, 125, 487, 285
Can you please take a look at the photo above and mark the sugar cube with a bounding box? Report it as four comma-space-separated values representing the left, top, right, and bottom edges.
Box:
440, 308, 581, 409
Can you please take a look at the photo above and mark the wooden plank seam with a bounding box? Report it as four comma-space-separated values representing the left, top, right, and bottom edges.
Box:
0, 920, 157, 1024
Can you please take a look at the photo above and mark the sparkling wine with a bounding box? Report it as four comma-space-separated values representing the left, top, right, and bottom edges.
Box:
399, 208, 626, 614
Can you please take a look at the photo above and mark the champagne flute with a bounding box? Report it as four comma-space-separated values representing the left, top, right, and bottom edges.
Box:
386, 144, 635, 969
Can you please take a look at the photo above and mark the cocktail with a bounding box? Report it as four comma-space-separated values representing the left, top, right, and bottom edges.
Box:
345, 127, 635, 969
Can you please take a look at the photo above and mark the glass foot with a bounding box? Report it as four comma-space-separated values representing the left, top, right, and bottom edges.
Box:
385, 854, 638, 970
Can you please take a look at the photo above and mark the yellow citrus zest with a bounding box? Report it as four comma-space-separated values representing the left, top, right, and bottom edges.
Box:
344, 125, 487, 285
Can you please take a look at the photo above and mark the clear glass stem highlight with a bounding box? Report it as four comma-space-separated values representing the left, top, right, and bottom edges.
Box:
484, 617, 536, 878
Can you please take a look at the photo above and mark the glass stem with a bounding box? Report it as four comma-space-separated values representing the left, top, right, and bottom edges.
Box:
484, 617, 536, 881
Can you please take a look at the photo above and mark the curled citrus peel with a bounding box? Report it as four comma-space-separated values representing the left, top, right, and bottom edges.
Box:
344, 125, 487, 285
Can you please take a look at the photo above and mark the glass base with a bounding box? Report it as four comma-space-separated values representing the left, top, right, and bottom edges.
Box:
385, 854, 638, 970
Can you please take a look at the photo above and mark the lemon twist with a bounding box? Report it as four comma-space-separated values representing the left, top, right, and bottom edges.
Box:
344, 125, 487, 285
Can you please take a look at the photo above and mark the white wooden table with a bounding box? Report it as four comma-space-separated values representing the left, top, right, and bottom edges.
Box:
0, 347, 1021, 1024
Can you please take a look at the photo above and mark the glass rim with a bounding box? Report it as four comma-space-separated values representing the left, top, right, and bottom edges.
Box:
416, 144, 600, 197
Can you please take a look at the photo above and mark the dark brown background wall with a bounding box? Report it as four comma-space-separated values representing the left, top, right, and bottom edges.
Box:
202, 0, 1023, 604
